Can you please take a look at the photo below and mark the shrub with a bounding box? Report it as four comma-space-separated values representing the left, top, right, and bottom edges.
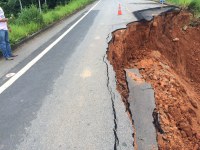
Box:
189, 0, 200, 14
16, 5, 44, 25
180, 0, 193, 7
9, 25, 28, 44
168, 0, 192, 7
9, 23, 41, 45
43, 11, 55, 24
10, 0, 92, 45
42, 3, 49, 13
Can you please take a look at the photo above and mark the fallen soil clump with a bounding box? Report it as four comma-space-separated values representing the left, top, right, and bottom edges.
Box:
107, 10, 200, 149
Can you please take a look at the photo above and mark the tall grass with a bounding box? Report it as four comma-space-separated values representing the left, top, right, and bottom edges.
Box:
168, 0, 193, 7
9, 23, 41, 43
168, 0, 200, 17
188, 0, 200, 16
9, 0, 93, 46
43, 0, 91, 24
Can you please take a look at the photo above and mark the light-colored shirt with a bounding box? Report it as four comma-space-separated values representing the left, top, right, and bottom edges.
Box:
0, 7, 8, 30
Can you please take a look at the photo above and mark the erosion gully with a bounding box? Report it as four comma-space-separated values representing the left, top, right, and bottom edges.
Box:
107, 10, 200, 150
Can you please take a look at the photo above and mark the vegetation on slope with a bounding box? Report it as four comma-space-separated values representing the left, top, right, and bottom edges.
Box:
2, 0, 92, 46
168, 0, 200, 16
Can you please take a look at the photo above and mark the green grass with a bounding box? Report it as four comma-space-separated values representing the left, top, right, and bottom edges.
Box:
168, 0, 193, 7
10, 23, 41, 43
188, 0, 200, 17
166, 0, 200, 17
9, 0, 93, 46
43, 0, 94, 25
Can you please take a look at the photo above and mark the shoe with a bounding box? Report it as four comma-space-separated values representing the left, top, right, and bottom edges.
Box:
6, 57, 14, 60
10, 54, 18, 57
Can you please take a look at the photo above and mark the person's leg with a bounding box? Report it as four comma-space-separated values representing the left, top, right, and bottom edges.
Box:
5, 30, 13, 57
0, 30, 9, 59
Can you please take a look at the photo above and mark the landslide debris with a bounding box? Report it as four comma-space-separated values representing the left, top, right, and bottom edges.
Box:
107, 10, 200, 150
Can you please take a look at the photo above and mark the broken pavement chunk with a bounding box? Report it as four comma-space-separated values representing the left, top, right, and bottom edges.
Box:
126, 68, 158, 150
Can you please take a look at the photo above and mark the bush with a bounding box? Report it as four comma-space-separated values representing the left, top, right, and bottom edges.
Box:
189, 0, 200, 13
43, 11, 55, 24
9, 23, 41, 45
42, 3, 49, 13
16, 5, 44, 25
46, 0, 93, 23
168, 0, 192, 7
10, 0, 92, 45
9, 25, 27, 44
168, 0, 200, 16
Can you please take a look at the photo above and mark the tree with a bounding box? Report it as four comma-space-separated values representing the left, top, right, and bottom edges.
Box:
38, 0, 42, 13
0, 0, 70, 17
18, 0, 23, 11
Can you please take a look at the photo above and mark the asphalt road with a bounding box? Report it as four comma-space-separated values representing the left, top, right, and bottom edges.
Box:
0, 0, 162, 149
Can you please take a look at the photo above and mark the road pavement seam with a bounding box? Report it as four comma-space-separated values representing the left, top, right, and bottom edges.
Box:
0, 0, 102, 95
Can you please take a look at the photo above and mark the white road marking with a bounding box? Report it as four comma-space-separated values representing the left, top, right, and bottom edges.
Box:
0, 0, 101, 95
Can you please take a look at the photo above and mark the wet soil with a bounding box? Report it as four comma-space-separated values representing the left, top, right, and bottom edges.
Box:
107, 10, 200, 150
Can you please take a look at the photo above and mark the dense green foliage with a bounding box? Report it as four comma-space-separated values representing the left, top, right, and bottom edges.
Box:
168, 0, 193, 7
16, 5, 44, 25
188, 0, 200, 15
8, 0, 92, 45
168, 0, 200, 17
0, 0, 71, 17
168, 0, 200, 13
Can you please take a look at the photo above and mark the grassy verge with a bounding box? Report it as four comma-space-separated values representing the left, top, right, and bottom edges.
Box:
167, 0, 193, 7
9, 0, 93, 46
167, 0, 200, 17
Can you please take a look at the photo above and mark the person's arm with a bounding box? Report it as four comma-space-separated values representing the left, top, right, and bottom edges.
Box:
0, 17, 11, 32
0, 18, 8, 22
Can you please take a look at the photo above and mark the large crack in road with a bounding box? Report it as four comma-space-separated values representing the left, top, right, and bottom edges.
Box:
103, 54, 119, 150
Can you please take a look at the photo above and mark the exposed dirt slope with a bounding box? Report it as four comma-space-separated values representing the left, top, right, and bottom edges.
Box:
107, 11, 200, 149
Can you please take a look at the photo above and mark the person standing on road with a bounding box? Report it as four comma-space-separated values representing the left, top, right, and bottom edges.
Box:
0, 7, 17, 60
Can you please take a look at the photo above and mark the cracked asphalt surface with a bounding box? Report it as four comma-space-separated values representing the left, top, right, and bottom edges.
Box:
0, 0, 162, 149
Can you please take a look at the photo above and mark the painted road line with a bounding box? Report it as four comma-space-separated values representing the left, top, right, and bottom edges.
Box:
0, 0, 101, 95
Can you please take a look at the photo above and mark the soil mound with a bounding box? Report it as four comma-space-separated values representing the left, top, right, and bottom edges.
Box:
107, 11, 200, 150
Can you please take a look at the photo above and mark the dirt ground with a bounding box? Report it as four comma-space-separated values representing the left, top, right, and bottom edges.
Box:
107, 10, 200, 150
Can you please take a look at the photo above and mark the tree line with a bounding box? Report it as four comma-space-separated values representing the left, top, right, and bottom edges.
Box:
0, 0, 71, 16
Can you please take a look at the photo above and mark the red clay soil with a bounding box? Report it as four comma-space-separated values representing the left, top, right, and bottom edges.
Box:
107, 11, 200, 150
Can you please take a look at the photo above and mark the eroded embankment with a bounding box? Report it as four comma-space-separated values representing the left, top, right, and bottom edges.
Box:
107, 11, 200, 149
